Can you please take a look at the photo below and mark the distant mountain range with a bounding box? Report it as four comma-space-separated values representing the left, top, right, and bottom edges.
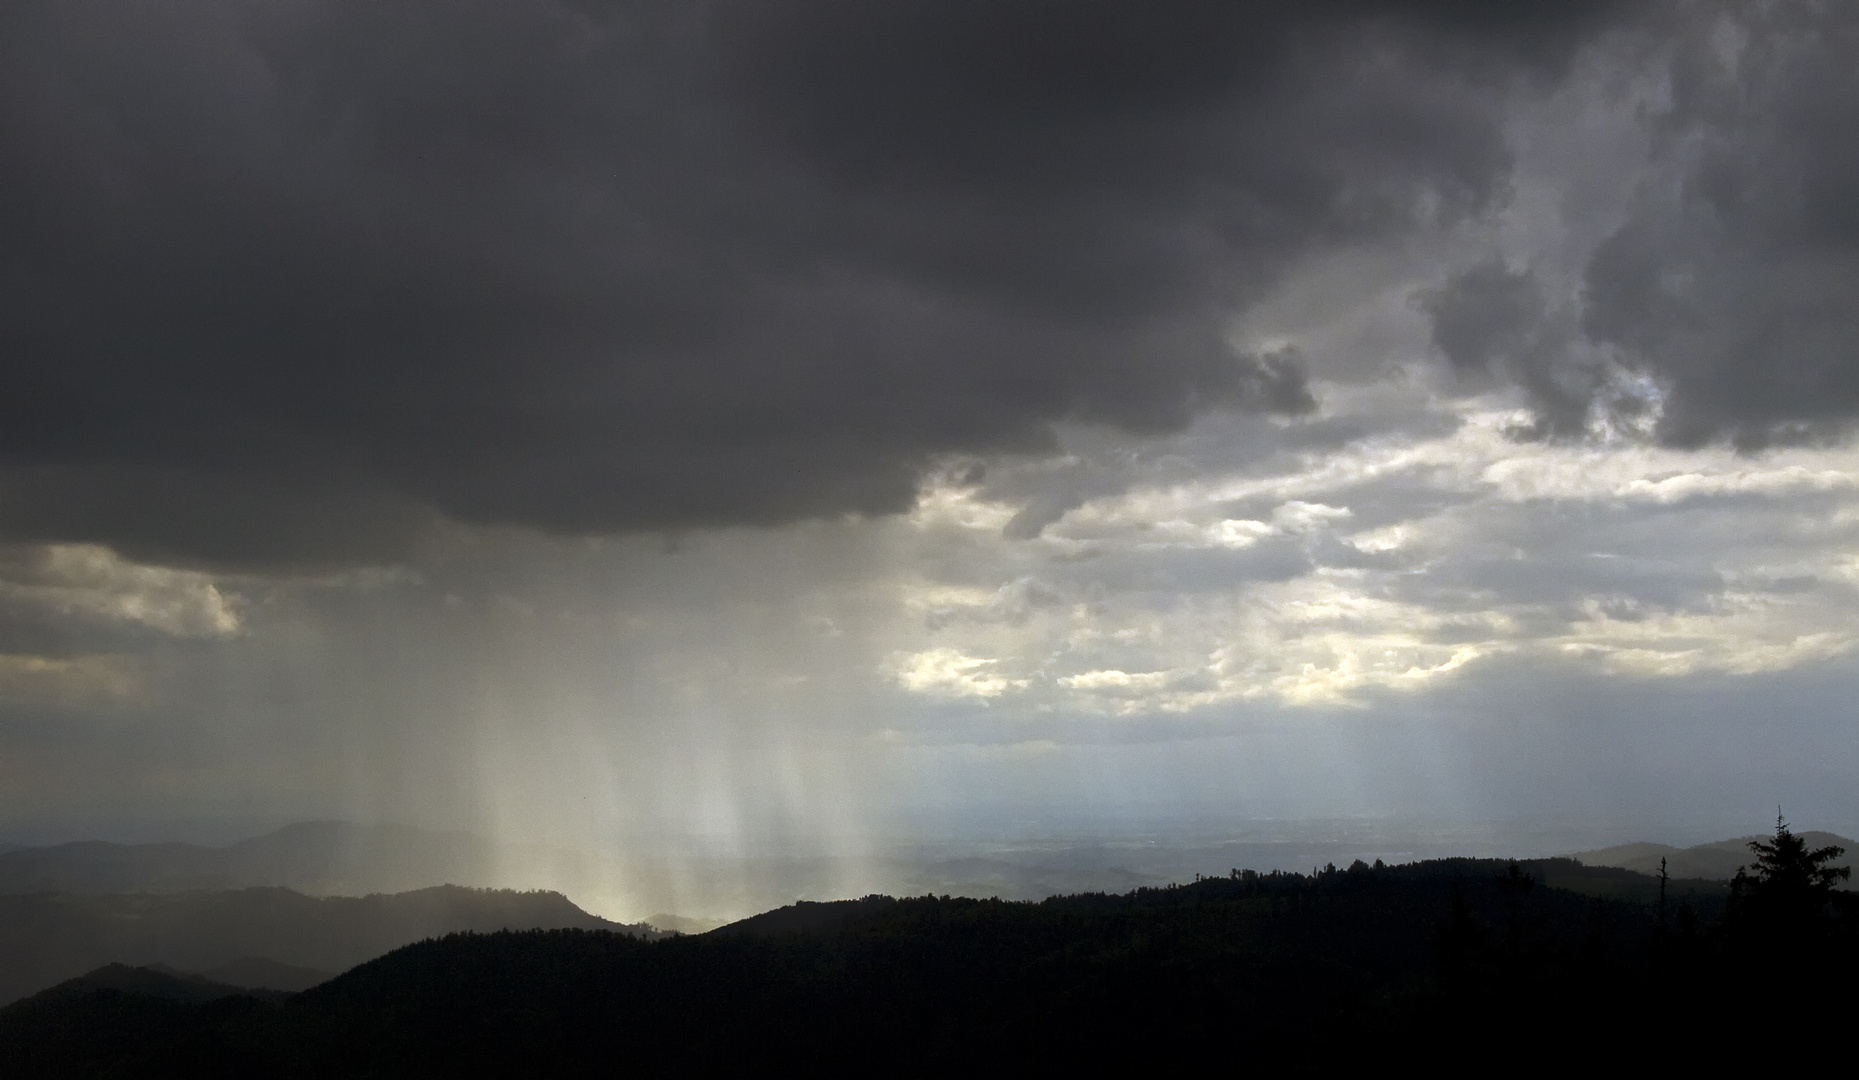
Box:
0, 883, 663, 1006
3, 819, 1851, 936
1569, 832, 1856, 881
0, 821, 514, 897
0, 821, 1434, 921
30, 963, 294, 1005
640, 912, 731, 935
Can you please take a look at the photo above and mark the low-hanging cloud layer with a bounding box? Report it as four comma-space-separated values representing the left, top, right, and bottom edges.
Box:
3, 1, 1859, 858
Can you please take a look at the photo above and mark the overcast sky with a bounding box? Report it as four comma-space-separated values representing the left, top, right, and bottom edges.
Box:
3, 1, 1858, 859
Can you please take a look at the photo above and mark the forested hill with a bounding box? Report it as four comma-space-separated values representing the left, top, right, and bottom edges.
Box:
2, 852, 1851, 1075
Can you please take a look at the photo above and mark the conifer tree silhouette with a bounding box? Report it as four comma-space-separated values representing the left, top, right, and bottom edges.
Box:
1726, 809, 1851, 971
1721, 810, 1854, 1026
1731, 810, 1850, 919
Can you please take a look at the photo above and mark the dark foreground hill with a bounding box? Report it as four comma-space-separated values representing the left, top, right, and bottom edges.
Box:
2, 854, 1850, 1076
0, 884, 663, 1006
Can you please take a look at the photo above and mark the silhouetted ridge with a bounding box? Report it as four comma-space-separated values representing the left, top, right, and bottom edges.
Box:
1, 835, 1851, 1074
30, 964, 280, 1006
710, 895, 899, 937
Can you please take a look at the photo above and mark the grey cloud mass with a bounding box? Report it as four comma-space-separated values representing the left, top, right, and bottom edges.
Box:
1431, 2, 1859, 448
1583, 1, 1859, 447
0, 0, 1628, 568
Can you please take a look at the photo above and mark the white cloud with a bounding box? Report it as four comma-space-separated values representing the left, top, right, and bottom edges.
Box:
1058, 669, 1175, 691
890, 648, 1029, 698
1210, 519, 1272, 549
888, 387, 1859, 713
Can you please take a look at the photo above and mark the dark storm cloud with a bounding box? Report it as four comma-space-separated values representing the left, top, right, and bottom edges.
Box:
1583, 1, 1859, 448
1425, 261, 1599, 438
996, 347, 1314, 540
0, 0, 1619, 567
1432, 2, 1859, 448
